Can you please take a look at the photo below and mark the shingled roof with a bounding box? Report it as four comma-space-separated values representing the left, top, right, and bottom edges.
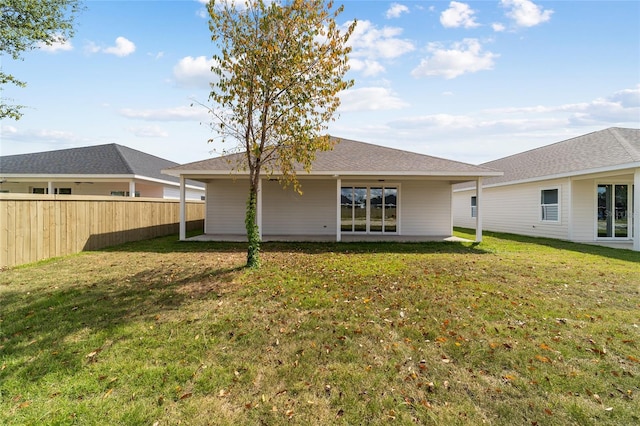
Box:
459, 127, 640, 188
164, 137, 501, 178
0, 144, 184, 184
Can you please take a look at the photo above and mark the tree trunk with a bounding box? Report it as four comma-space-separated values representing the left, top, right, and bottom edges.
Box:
245, 185, 261, 268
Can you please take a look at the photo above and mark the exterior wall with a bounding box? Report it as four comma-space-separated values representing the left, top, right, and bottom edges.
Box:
571, 179, 596, 242
205, 179, 248, 235
401, 180, 452, 236
0, 180, 203, 200
453, 178, 571, 240
205, 178, 456, 238
262, 179, 336, 235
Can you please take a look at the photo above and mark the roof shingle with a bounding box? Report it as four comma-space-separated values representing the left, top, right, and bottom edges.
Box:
165, 137, 500, 176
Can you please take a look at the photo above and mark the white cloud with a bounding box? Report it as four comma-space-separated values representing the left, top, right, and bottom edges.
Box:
501, 0, 553, 27
85, 37, 136, 56
485, 86, 640, 124
348, 59, 386, 77
119, 105, 210, 121
440, 2, 480, 29
104, 36, 136, 57
338, 87, 409, 112
173, 56, 218, 89
411, 38, 498, 79
127, 125, 169, 138
492, 22, 506, 32
37, 35, 73, 53
346, 20, 415, 60
386, 3, 409, 19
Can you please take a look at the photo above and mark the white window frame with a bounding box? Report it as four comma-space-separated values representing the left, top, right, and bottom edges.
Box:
471, 196, 477, 218
340, 183, 400, 234
540, 187, 560, 223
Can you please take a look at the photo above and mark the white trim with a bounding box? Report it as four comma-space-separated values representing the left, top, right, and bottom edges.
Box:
129, 181, 136, 198
179, 176, 186, 241
634, 169, 639, 251
336, 177, 341, 242
475, 177, 483, 242
257, 178, 263, 240
339, 183, 400, 235
453, 162, 640, 192
594, 181, 634, 241
161, 169, 502, 179
567, 178, 573, 241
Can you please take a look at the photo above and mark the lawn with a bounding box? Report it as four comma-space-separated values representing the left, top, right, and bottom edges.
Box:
1, 229, 638, 425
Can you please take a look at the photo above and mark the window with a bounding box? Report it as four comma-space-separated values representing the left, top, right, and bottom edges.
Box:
341, 185, 397, 233
471, 196, 477, 218
540, 188, 559, 222
31, 187, 72, 194
111, 191, 140, 197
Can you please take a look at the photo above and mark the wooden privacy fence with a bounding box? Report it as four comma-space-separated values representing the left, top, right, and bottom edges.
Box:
0, 194, 205, 268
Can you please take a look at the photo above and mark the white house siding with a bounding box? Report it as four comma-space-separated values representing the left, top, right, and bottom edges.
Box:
163, 186, 204, 201
401, 180, 452, 236
262, 179, 336, 235
452, 189, 477, 230
453, 178, 570, 240
205, 179, 248, 235
0, 180, 202, 199
570, 178, 596, 242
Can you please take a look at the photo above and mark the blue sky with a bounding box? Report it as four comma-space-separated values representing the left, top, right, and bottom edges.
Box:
1, 0, 638, 165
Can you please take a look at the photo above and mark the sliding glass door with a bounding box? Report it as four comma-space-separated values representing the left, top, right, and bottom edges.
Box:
597, 184, 630, 238
341, 186, 397, 233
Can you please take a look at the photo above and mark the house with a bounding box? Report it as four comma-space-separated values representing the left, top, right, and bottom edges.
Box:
163, 137, 502, 242
452, 127, 640, 251
0, 144, 205, 200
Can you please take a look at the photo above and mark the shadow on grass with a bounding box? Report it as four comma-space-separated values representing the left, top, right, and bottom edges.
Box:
456, 227, 640, 263
100, 233, 492, 256
0, 264, 242, 385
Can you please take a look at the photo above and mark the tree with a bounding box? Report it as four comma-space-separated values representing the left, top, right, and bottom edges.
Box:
207, 0, 355, 268
1, 0, 83, 119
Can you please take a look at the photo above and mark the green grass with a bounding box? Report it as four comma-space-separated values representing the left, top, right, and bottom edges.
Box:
1, 229, 638, 425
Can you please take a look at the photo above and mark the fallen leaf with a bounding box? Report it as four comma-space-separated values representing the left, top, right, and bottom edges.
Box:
628, 355, 639, 363
180, 392, 192, 400
285, 409, 294, 418
540, 343, 552, 351
544, 408, 553, 416
535, 355, 551, 363
103, 388, 113, 398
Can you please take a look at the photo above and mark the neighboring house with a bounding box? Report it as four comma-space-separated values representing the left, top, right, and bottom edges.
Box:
453, 127, 640, 251
163, 137, 502, 242
0, 144, 205, 200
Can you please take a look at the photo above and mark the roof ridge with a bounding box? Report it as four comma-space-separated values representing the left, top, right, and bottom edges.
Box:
113, 144, 136, 174
608, 128, 640, 162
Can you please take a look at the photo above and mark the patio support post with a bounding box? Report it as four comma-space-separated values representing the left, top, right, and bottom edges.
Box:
179, 176, 186, 241
475, 177, 483, 243
257, 178, 263, 240
634, 168, 639, 251
336, 177, 341, 242
129, 180, 136, 197
47, 181, 54, 195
